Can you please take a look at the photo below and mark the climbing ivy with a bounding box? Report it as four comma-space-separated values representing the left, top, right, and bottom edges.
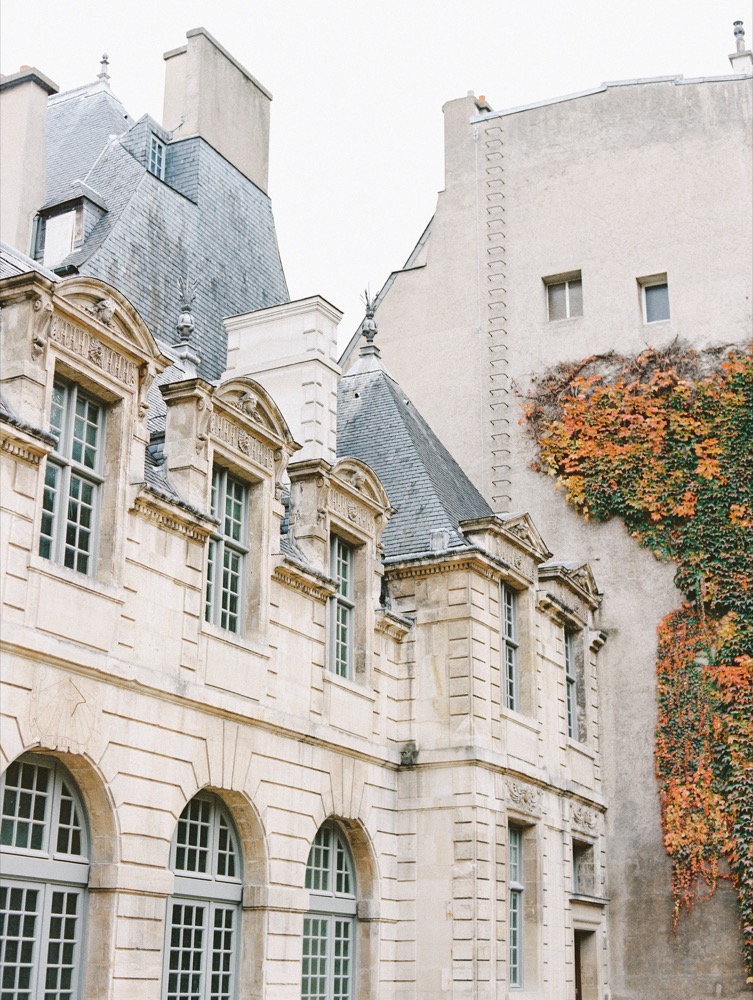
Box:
524, 342, 753, 980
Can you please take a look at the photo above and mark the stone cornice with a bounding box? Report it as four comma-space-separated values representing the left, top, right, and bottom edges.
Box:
272, 555, 336, 602
131, 490, 215, 541
0, 417, 55, 465
375, 608, 415, 640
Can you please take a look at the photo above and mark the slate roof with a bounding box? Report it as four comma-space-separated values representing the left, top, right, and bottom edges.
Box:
45, 83, 132, 207
337, 345, 494, 560
0, 242, 59, 282
39, 78, 289, 380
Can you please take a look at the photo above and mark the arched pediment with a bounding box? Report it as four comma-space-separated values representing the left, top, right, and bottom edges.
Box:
332, 456, 393, 514
55, 275, 168, 365
214, 377, 298, 453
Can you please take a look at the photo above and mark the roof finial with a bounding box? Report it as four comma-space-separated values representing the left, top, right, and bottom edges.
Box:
361, 289, 378, 346
174, 276, 201, 376
98, 53, 110, 83
733, 20, 746, 53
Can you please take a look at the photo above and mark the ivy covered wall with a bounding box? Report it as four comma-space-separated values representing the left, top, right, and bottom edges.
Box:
524, 343, 753, 980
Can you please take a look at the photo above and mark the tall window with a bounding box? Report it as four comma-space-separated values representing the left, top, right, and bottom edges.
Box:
546, 274, 583, 320
565, 630, 579, 739
205, 468, 249, 633
163, 794, 242, 1000
301, 823, 357, 1000
149, 136, 166, 180
501, 584, 519, 711
329, 537, 354, 678
0, 755, 89, 1000
508, 826, 523, 988
39, 379, 105, 575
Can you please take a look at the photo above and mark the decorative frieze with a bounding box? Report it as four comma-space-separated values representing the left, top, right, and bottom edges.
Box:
571, 804, 600, 835
50, 315, 138, 387
209, 410, 274, 469
327, 487, 374, 533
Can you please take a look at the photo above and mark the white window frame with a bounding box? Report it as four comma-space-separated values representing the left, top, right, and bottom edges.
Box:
149, 135, 166, 180
302, 822, 357, 1000
508, 825, 524, 988
39, 378, 105, 576
501, 584, 519, 711
163, 793, 243, 1000
639, 275, 670, 324
0, 755, 89, 1000
545, 273, 583, 321
329, 536, 355, 678
565, 630, 579, 740
205, 467, 249, 634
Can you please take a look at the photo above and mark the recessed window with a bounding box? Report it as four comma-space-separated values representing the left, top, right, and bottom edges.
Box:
0, 755, 89, 1000
508, 825, 524, 987
163, 794, 242, 1000
39, 379, 105, 575
205, 467, 249, 633
149, 136, 166, 180
42, 211, 79, 268
565, 630, 579, 739
302, 823, 357, 1000
545, 273, 583, 321
639, 275, 670, 323
572, 839, 595, 896
501, 584, 519, 711
329, 536, 355, 678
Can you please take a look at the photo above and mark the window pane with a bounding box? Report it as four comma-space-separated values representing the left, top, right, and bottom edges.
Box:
568, 279, 583, 317
305, 827, 331, 892
44, 890, 80, 1000
547, 282, 567, 320
301, 916, 328, 1000
166, 903, 205, 1000
1, 761, 50, 852
0, 885, 39, 998
645, 283, 669, 323
209, 907, 234, 1000
43, 213, 76, 268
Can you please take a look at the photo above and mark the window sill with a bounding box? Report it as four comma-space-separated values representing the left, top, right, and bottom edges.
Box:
567, 737, 596, 760
323, 669, 375, 701
28, 554, 125, 604
201, 621, 270, 660
501, 708, 541, 734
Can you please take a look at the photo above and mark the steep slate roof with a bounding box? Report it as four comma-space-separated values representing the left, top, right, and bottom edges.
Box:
337, 344, 494, 560
40, 79, 289, 380
45, 83, 132, 207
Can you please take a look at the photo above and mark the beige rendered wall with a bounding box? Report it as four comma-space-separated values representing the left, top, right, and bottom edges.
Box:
0, 69, 58, 253
163, 27, 271, 192
371, 75, 753, 999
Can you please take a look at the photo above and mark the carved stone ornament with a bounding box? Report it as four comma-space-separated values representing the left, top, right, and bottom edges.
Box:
349, 470, 366, 491
348, 501, 359, 521
196, 397, 213, 454
234, 390, 259, 420
30, 674, 97, 754
31, 294, 53, 359
138, 361, 156, 418
88, 338, 104, 367
86, 297, 117, 328
571, 805, 599, 834
506, 779, 543, 816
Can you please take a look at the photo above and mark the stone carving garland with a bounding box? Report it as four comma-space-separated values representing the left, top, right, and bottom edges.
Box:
506, 779, 543, 816
571, 805, 599, 834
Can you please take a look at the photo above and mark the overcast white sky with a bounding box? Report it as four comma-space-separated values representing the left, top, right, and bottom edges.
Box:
1, 0, 748, 344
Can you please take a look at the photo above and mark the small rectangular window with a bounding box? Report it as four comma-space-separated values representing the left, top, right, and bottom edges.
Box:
508, 826, 524, 987
573, 840, 595, 895
39, 380, 105, 575
501, 584, 519, 711
205, 467, 249, 633
545, 273, 583, 320
149, 136, 166, 180
42, 212, 77, 268
639, 274, 670, 324
565, 630, 578, 739
329, 536, 354, 677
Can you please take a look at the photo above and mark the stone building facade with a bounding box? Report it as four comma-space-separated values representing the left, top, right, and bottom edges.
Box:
345, 28, 753, 1000
1, 30, 608, 1000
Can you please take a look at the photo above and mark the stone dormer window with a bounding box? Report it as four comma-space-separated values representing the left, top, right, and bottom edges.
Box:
205, 467, 250, 633
330, 534, 355, 677
149, 135, 166, 179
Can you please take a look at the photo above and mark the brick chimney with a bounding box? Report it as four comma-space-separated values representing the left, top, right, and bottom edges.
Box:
0, 67, 58, 253
162, 27, 272, 192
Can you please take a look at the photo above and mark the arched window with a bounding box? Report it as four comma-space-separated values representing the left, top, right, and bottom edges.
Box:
0, 754, 89, 1000
163, 793, 242, 1000
301, 822, 357, 1000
